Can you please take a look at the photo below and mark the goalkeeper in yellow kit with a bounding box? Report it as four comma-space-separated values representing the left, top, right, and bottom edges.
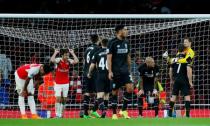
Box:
163, 36, 195, 117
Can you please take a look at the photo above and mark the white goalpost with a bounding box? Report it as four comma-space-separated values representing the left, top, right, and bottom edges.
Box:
0, 14, 209, 118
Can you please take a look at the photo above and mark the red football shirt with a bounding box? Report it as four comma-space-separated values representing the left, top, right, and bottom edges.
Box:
55, 58, 73, 84
17, 64, 41, 80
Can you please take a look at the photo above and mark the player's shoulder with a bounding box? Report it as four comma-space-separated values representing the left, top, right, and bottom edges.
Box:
188, 48, 195, 54
186, 48, 195, 58
123, 38, 129, 43
108, 37, 118, 45
85, 44, 94, 51
93, 48, 101, 56
55, 57, 62, 60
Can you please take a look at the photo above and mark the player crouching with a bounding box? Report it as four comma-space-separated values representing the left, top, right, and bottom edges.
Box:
137, 57, 160, 117
15, 63, 54, 119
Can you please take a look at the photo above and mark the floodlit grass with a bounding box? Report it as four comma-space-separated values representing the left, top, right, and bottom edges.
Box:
0, 118, 210, 126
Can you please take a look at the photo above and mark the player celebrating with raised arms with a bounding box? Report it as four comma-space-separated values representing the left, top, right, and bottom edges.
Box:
15, 63, 54, 119
50, 48, 79, 118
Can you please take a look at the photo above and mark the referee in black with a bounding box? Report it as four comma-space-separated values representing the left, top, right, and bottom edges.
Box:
107, 25, 133, 119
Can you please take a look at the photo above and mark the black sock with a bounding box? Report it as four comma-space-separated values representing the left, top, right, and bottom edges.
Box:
169, 101, 175, 117
138, 97, 143, 116
122, 92, 132, 111
83, 95, 90, 115
104, 100, 108, 110
98, 98, 104, 111
185, 101, 191, 117
112, 95, 118, 114
154, 98, 159, 117
92, 99, 98, 112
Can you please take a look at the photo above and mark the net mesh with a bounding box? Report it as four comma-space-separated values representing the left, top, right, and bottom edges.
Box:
0, 16, 209, 118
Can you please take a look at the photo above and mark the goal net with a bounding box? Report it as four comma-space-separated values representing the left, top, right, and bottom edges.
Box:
0, 14, 209, 118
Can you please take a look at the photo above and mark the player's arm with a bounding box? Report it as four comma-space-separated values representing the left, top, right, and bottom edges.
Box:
169, 66, 173, 84
127, 53, 131, 73
68, 49, 79, 64
153, 66, 160, 95
137, 65, 144, 95
87, 53, 97, 78
127, 42, 131, 72
87, 63, 96, 78
21, 77, 31, 96
21, 67, 40, 96
107, 54, 113, 80
107, 41, 113, 80
50, 49, 60, 63
154, 66, 160, 87
178, 50, 194, 64
187, 66, 193, 87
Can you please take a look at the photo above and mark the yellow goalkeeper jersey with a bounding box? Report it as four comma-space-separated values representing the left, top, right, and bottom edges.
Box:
176, 47, 195, 65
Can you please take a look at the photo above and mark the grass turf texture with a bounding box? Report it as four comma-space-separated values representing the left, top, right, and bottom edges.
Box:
0, 118, 209, 126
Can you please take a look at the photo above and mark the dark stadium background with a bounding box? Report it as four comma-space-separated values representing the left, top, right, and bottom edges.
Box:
0, 0, 209, 14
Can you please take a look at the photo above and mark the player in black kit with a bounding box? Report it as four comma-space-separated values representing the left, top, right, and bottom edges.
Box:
168, 43, 193, 118
137, 57, 160, 117
107, 25, 133, 119
82, 34, 100, 118
88, 39, 110, 118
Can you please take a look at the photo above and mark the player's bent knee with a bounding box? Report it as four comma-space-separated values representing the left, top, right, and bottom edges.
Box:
56, 97, 62, 103
112, 90, 118, 95
104, 93, 109, 100
170, 96, 176, 102
184, 95, 191, 101
84, 93, 90, 96
97, 92, 104, 99
62, 97, 67, 104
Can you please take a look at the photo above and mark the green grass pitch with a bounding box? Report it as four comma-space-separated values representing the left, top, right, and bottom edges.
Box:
0, 118, 210, 126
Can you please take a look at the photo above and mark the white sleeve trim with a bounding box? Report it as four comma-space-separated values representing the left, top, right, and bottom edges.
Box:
28, 66, 40, 78
68, 59, 74, 64
55, 58, 62, 64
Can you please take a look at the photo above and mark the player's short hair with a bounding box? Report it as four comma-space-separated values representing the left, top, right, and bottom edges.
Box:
101, 39, 108, 47
184, 36, 192, 43
60, 49, 69, 55
115, 25, 125, 33
145, 57, 154, 63
90, 34, 99, 43
43, 63, 54, 74
178, 43, 185, 52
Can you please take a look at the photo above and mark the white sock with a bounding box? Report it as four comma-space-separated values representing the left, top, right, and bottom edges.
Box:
18, 96, 25, 115
55, 103, 61, 117
28, 96, 36, 114
60, 103, 64, 117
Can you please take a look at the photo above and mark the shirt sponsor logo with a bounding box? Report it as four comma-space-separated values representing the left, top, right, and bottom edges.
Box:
117, 49, 128, 54
57, 69, 69, 72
